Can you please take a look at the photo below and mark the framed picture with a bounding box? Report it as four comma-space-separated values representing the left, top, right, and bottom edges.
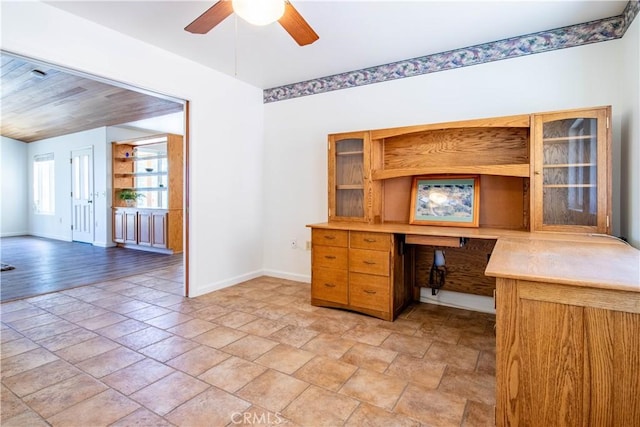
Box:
409, 175, 480, 227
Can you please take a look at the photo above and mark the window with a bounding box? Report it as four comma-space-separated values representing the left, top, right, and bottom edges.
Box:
33, 153, 55, 214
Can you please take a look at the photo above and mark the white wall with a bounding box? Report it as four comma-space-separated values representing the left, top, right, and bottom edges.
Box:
1, 136, 28, 237
619, 15, 640, 248
263, 34, 636, 311
27, 128, 108, 242
1, 1, 265, 297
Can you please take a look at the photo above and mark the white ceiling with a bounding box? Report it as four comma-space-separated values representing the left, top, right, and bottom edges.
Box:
47, 1, 628, 90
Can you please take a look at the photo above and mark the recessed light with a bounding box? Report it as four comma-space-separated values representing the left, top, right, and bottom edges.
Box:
31, 69, 47, 79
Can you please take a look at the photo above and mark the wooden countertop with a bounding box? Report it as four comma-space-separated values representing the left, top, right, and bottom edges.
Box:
308, 222, 640, 292
485, 237, 640, 292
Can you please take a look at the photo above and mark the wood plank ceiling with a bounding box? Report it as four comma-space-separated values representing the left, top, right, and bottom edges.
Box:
1, 54, 184, 143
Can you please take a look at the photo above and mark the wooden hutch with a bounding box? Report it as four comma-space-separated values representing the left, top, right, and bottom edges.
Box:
112, 133, 183, 254
308, 106, 640, 425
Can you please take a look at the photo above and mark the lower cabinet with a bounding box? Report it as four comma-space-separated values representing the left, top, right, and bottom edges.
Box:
113, 208, 177, 253
496, 279, 640, 426
310, 228, 412, 321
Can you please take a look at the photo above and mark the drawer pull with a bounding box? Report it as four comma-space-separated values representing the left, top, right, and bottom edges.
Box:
324, 283, 336, 288
363, 260, 376, 265
324, 235, 336, 240
364, 238, 377, 243
364, 290, 377, 295
324, 255, 337, 260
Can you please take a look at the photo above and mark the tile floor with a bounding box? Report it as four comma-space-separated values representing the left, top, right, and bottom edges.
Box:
1, 266, 496, 426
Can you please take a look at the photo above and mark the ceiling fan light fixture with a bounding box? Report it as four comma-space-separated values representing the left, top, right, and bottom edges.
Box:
232, 0, 285, 26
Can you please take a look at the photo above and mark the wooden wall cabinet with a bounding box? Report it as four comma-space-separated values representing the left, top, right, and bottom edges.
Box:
532, 107, 611, 233
311, 228, 412, 321
496, 278, 640, 426
328, 131, 382, 223
112, 134, 183, 254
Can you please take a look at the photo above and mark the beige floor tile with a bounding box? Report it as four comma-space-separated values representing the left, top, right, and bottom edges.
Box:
144, 311, 193, 329
415, 323, 464, 344
308, 317, 357, 335
380, 332, 432, 358
22, 373, 108, 418
107, 300, 152, 315
166, 345, 230, 376
2, 359, 81, 397
110, 407, 174, 426
238, 318, 286, 337
166, 318, 217, 338
94, 318, 149, 339
101, 358, 175, 395
6, 313, 61, 332
114, 326, 173, 350
165, 386, 251, 426
461, 400, 496, 426
1, 384, 32, 420
229, 405, 295, 427
222, 334, 279, 361
1, 347, 59, 378
251, 304, 293, 320
35, 327, 97, 351
255, 344, 315, 375
125, 305, 172, 321
190, 304, 231, 321
45, 301, 95, 316
345, 403, 420, 427
130, 371, 209, 416
341, 324, 393, 346
46, 389, 139, 426
237, 369, 309, 412
193, 325, 246, 348
1, 307, 47, 323
19, 320, 77, 341
0, 336, 39, 359
75, 312, 128, 331
54, 336, 120, 364
283, 385, 358, 426
139, 335, 200, 362
301, 333, 356, 359
394, 384, 467, 427
385, 353, 446, 389
458, 331, 497, 352
340, 342, 398, 373
1, 408, 49, 427
268, 324, 319, 348
76, 346, 145, 378
476, 350, 496, 375
199, 356, 267, 393
215, 311, 259, 328
58, 306, 109, 323
339, 368, 407, 410
280, 310, 324, 327
1, 327, 24, 344
425, 341, 480, 371
438, 366, 496, 406
294, 355, 357, 391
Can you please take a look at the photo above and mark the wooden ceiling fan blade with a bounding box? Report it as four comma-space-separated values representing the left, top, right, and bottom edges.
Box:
278, 1, 319, 46
185, 0, 234, 34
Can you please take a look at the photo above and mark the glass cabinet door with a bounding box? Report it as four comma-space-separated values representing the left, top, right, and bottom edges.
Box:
328, 132, 369, 222
533, 108, 610, 233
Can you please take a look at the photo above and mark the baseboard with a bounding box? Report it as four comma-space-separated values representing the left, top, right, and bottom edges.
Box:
28, 232, 71, 242
262, 269, 311, 283
188, 269, 264, 298
418, 288, 495, 314
93, 241, 117, 248
0, 231, 29, 237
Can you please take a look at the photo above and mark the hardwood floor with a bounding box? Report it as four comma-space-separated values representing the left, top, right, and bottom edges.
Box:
0, 236, 183, 302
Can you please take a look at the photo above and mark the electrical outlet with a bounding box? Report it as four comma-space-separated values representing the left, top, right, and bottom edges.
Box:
290, 239, 297, 249
305, 241, 311, 250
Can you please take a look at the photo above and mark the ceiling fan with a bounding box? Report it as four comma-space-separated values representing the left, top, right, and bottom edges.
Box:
185, 0, 319, 46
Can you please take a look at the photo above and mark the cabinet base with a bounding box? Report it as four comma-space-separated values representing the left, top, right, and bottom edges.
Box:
311, 297, 407, 322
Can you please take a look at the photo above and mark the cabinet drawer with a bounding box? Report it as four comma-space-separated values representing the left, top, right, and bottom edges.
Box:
312, 229, 348, 247
312, 268, 348, 304
313, 246, 348, 270
350, 231, 391, 251
349, 273, 390, 312
349, 248, 390, 276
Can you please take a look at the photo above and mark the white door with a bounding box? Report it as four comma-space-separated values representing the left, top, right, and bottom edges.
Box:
71, 147, 94, 243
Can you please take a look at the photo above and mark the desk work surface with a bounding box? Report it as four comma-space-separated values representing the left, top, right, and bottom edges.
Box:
486, 237, 640, 292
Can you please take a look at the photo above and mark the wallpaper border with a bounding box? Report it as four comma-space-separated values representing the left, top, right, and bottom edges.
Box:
264, 0, 639, 103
